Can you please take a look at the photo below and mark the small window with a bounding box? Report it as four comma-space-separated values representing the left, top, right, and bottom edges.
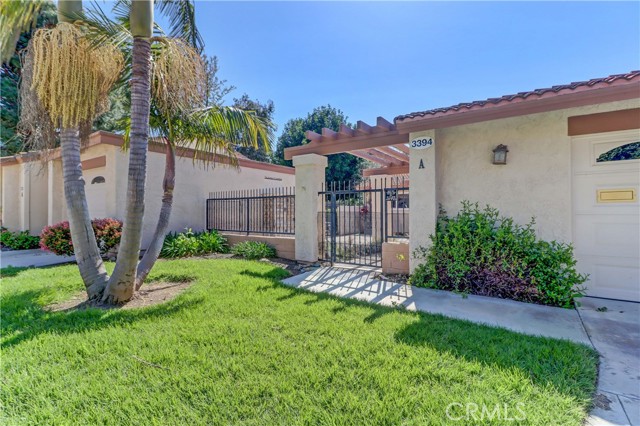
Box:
392, 194, 410, 209
596, 142, 640, 162
91, 176, 106, 184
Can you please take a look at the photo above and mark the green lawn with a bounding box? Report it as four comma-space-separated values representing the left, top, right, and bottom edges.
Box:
1, 259, 597, 425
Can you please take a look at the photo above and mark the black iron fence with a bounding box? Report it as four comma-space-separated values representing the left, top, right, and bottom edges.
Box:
384, 175, 409, 240
317, 176, 409, 266
206, 187, 295, 235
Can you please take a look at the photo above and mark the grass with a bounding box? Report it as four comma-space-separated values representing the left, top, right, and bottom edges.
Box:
1, 259, 598, 425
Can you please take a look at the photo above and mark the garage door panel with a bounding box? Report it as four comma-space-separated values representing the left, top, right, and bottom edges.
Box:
573, 215, 640, 257
572, 130, 640, 302
577, 257, 640, 302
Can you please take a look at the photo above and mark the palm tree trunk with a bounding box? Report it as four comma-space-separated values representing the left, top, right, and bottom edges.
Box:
103, 35, 151, 303
60, 127, 109, 298
135, 140, 175, 289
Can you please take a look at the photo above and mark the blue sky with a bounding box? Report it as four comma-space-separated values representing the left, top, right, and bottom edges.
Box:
187, 1, 639, 137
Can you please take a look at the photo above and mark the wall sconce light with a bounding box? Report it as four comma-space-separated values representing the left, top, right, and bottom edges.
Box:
492, 144, 509, 165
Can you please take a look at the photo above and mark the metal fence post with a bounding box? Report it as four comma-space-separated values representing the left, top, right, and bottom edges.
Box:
330, 192, 337, 263
245, 198, 250, 236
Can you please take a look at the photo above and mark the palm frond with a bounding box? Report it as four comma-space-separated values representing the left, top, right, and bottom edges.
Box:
0, 0, 45, 63
155, 0, 203, 51
179, 106, 273, 167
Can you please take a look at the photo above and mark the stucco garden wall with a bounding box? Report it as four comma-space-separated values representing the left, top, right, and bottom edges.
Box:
112, 146, 296, 249
0, 136, 295, 248
222, 233, 295, 260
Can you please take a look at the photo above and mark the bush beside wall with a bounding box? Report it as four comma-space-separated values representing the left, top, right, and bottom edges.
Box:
160, 229, 229, 258
409, 202, 586, 308
40, 219, 122, 257
0, 228, 40, 250
231, 241, 276, 260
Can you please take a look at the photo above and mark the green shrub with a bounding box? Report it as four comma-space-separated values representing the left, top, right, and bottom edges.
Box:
39, 219, 122, 256
231, 241, 276, 260
160, 229, 229, 258
0, 228, 40, 250
409, 201, 587, 308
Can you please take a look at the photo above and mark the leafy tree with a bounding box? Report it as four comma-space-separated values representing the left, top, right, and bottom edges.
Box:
203, 54, 234, 107
0, 1, 56, 156
274, 105, 364, 182
93, 85, 129, 133
232, 94, 275, 162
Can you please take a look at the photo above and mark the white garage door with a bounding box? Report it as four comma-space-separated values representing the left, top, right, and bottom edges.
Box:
572, 129, 640, 302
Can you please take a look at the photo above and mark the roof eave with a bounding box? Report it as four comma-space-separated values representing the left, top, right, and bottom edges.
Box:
396, 82, 640, 134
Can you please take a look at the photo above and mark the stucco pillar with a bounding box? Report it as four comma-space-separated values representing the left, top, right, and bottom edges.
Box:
47, 160, 65, 225
19, 162, 30, 231
409, 129, 439, 272
293, 154, 327, 262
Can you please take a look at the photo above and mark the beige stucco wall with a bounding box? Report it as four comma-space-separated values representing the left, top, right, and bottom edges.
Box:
111, 147, 295, 249
1, 163, 20, 230
222, 233, 295, 260
0, 142, 295, 247
411, 99, 639, 244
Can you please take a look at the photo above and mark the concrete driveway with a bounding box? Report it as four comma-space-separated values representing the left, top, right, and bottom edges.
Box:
283, 266, 640, 425
579, 297, 640, 426
1, 249, 75, 268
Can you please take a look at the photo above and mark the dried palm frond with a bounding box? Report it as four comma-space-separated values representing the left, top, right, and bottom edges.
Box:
17, 48, 56, 153
151, 37, 206, 115
29, 22, 124, 128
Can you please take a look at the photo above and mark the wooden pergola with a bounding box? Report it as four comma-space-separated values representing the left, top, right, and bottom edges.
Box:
283, 117, 409, 176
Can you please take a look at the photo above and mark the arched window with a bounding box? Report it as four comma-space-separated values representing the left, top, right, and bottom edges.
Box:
596, 142, 640, 162
91, 176, 106, 184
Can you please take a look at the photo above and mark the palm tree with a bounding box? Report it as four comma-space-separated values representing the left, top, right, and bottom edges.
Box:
17, 0, 123, 298
82, 3, 272, 288
13, 0, 268, 303
134, 105, 272, 288
102, 0, 155, 302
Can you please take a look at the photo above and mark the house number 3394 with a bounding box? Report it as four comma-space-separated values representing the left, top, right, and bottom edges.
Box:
410, 137, 434, 149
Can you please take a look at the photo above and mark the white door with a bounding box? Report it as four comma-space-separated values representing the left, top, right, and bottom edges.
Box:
84, 171, 107, 219
572, 129, 640, 302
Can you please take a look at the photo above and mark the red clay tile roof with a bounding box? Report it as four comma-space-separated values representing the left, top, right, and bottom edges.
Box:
395, 71, 640, 122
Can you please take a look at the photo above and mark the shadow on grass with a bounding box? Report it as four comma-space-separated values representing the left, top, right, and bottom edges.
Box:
1, 285, 203, 349
242, 266, 598, 403
0, 266, 30, 278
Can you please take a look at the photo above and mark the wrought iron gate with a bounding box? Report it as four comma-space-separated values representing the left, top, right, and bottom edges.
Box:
318, 177, 409, 267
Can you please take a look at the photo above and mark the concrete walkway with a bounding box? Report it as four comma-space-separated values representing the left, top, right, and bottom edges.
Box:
1, 249, 75, 268
282, 266, 640, 426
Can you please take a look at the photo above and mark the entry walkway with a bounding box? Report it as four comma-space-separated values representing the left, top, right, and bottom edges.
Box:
282, 266, 639, 426
1, 249, 75, 268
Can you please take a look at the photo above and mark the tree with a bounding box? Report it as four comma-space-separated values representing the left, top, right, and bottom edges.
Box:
134, 106, 272, 287
274, 105, 365, 182
232, 94, 275, 163
0, 1, 56, 156
80, 1, 272, 297
203, 54, 234, 107
17, 0, 125, 298
103, 0, 156, 302
13, 0, 209, 303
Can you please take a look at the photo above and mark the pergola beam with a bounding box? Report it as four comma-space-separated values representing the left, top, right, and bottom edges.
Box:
285, 133, 406, 159
322, 128, 338, 139
362, 164, 410, 177
305, 130, 322, 142
339, 124, 354, 137
376, 146, 409, 163
284, 117, 407, 160
350, 150, 393, 167
392, 143, 410, 154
